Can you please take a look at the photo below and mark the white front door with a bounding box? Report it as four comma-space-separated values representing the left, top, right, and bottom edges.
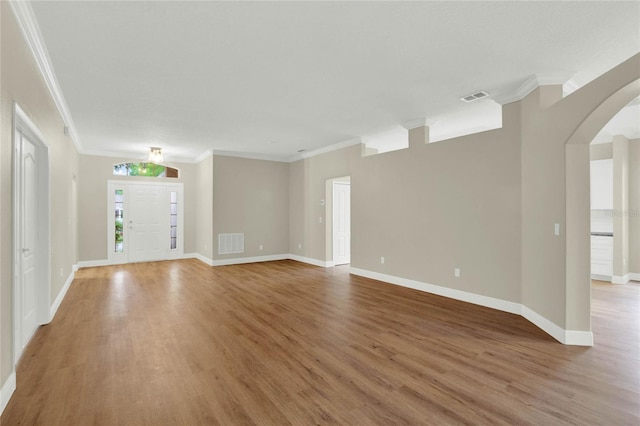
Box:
129, 184, 165, 263
19, 132, 39, 349
333, 182, 351, 265
108, 181, 184, 264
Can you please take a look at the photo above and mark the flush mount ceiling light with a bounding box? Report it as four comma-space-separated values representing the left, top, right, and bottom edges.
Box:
148, 147, 164, 163
460, 91, 490, 103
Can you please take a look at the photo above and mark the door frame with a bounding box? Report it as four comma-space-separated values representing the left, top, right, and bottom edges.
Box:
12, 102, 52, 364
331, 179, 351, 265
107, 180, 184, 264
326, 176, 351, 266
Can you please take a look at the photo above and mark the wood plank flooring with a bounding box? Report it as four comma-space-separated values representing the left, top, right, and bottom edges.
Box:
2, 260, 638, 425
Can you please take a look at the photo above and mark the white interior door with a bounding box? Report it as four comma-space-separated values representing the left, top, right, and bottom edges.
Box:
333, 182, 351, 265
20, 132, 39, 349
129, 184, 166, 263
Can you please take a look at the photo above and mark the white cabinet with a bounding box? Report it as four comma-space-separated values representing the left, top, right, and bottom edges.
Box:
591, 235, 613, 278
590, 159, 613, 209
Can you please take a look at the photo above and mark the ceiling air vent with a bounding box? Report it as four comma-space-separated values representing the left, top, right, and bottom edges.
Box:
460, 91, 489, 103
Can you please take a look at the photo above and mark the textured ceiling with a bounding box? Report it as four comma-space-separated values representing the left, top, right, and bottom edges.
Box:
29, 1, 640, 162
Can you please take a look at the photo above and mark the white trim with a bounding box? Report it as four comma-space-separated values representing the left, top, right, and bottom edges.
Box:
81, 148, 196, 164
77, 259, 112, 269
612, 274, 631, 285
522, 306, 593, 346
591, 273, 612, 282
350, 267, 593, 346
210, 254, 289, 266
403, 118, 437, 130
1, 370, 17, 416
8, 1, 82, 152
629, 273, 640, 282
50, 268, 75, 322
563, 78, 581, 96
12, 102, 52, 366
194, 150, 213, 163
212, 150, 288, 163
520, 305, 566, 344
191, 253, 214, 266
288, 254, 333, 268
494, 72, 574, 105
349, 268, 521, 314
289, 138, 362, 162
565, 330, 594, 346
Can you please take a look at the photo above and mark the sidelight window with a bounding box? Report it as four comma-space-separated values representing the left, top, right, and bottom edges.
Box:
170, 191, 178, 250
115, 189, 124, 253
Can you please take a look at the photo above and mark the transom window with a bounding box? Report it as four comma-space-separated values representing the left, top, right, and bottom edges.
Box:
114, 162, 179, 178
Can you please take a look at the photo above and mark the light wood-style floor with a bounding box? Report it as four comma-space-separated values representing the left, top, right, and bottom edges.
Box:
2, 260, 639, 425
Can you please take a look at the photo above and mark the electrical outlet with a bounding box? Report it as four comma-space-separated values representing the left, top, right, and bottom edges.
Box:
319, 217, 323, 223
259, 245, 263, 251
298, 243, 302, 250
454, 268, 461, 278
380, 256, 385, 264
204, 244, 208, 251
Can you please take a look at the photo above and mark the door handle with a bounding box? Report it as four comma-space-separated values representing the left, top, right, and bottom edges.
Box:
22, 248, 30, 253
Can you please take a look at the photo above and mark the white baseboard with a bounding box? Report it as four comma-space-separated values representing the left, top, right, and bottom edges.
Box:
189, 253, 214, 266
612, 274, 632, 285
591, 274, 611, 282
50, 268, 75, 322
210, 254, 289, 266
77, 254, 336, 269
521, 306, 593, 346
288, 254, 333, 268
77, 259, 112, 268
564, 330, 594, 346
349, 267, 521, 315
350, 267, 593, 346
1, 370, 16, 416
521, 305, 566, 344
629, 273, 640, 282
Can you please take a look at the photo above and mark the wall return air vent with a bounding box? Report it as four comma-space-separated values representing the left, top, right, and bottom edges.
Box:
218, 233, 244, 255
460, 91, 490, 103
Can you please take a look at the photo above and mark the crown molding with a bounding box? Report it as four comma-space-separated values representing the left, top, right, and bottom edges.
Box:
211, 150, 289, 163
563, 78, 580, 96
80, 148, 198, 164
194, 150, 213, 163
493, 72, 574, 105
9, 1, 83, 153
403, 118, 437, 130
288, 137, 362, 162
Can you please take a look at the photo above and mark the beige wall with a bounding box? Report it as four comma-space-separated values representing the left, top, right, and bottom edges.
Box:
212, 156, 289, 259
1, 2, 80, 384
288, 159, 307, 256
351, 107, 522, 302
289, 145, 361, 261
78, 155, 197, 261
195, 155, 214, 258
520, 85, 568, 327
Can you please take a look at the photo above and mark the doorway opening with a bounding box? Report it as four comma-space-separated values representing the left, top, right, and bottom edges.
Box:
12, 102, 51, 364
